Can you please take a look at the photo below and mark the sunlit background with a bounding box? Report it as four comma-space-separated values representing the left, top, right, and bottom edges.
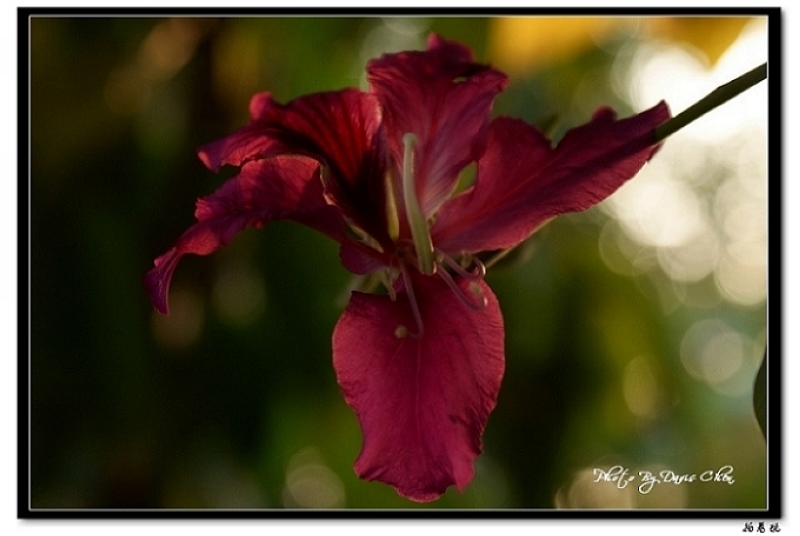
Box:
30, 15, 769, 509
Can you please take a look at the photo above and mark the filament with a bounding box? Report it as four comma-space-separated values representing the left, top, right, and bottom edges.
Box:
399, 263, 425, 338
384, 170, 400, 242
437, 249, 486, 281
379, 268, 398, 301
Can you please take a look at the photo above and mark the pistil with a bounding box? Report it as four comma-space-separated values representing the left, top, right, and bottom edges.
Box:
401, 133, 435, 276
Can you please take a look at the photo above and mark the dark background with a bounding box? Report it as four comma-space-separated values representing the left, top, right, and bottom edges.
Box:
28, 15, 769, 509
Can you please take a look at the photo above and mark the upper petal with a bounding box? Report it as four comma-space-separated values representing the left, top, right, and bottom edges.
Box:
197, 89, 391, 246
367, 34, 508, 218
196, 93, 293, 172
332, 274, 505, 502
144, 156, 341, 314
198, 90, 382, 178
432, 101, 671, 253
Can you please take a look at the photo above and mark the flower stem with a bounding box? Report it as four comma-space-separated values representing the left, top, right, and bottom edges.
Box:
653, 62, 767, 143
486, 64, 767, 276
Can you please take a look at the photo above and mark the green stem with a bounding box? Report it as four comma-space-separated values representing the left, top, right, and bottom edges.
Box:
653, 63, 767, 143
485, 63, 767, 276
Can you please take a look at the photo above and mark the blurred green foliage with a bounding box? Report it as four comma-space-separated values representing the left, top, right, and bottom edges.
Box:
29, 16, 768, 510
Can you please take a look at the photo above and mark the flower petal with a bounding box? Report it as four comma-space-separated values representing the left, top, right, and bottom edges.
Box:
432, 102, 671, 253
332, 274, 505, 502
338, 238, 390, 275
198, 89, 391, 248
367, 34, 508, 218
144, 156, 341, 314
196, 93, 293, 172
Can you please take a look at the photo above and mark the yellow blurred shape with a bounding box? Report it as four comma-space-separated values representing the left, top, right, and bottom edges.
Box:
645, 17, 752, 67
489, 17, 617, 75
634, 465, 689, 508
623, 356, 660, 419
138, 18, 209, 82
151, 286, 205, 350
282, 447, 345, 508
105, 18, 217, 115
554, 467, 635, 509
489, 16, 752, 77
212, 27, 263, 113
212, 260, 267, 327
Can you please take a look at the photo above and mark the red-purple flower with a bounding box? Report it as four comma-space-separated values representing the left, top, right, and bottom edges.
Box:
144, 34, 670, 502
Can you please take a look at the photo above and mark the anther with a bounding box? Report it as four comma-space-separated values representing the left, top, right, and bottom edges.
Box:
394, 325, 409, 339
401, 133, 435, 276
438, 269, 488, 311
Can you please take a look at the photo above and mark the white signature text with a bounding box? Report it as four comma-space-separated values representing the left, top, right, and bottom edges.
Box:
592, 465, 735, 494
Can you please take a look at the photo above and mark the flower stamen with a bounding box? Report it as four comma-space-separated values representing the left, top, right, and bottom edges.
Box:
399, 263, 425, 338
438, 268, 488, 311
380, 268, 398, 301
437, 249, 486, 281
384, 170, 400, 242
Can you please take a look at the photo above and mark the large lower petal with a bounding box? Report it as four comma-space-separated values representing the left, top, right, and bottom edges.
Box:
432, 102, 671, 253
332, 274, 505, 502
144, 156, 341, 314
367, 34, 508, 219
